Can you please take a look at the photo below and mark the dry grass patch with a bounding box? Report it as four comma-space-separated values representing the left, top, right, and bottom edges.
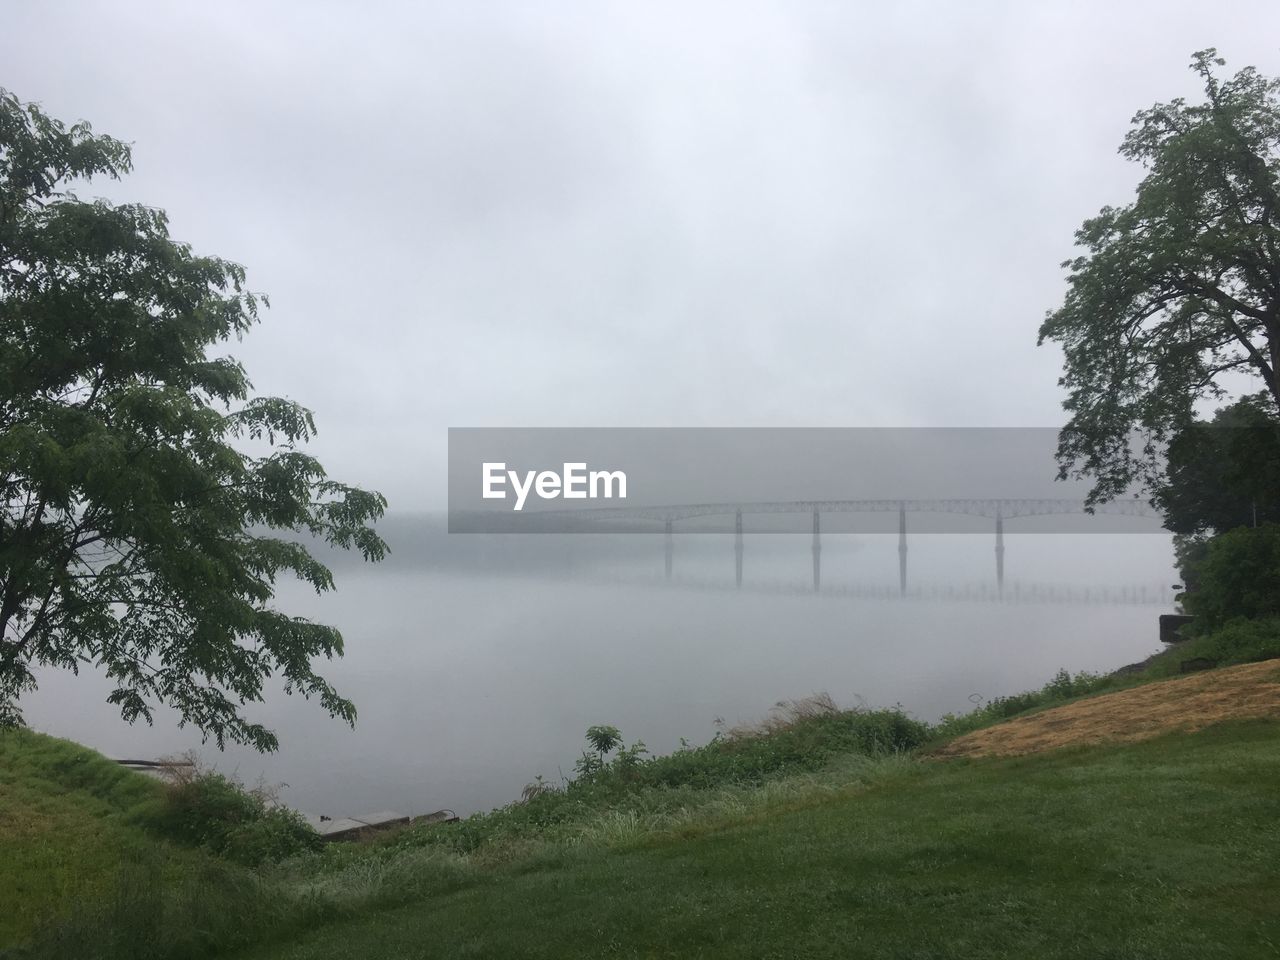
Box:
932, 659, 1280, 758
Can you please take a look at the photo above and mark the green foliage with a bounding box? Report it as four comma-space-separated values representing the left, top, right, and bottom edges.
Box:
394, 705, 929, 858
1038, 50, 1280, 505
583, 724, 622, 757
150, 770, 321, 867
574, 724, 627, 778
0, 89, 388, 750
1172, 531, 1211, 600
1182, 523, 1280, 629
574, 725, 651, 780
1156, 394, 1280, 535
1040, 666, 1099, 699
1193, 616, 1280, 663
1150, 617, 1280, 673
611, 738, 649, 774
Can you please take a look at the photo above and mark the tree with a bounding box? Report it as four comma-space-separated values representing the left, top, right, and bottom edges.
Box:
584, 724, 623, 760
574, 724, 623, 778
1039, 50, 1280, 505
1181, 524, 1280, 630
1156, 393, 1280, 535
0, 90, 387, 750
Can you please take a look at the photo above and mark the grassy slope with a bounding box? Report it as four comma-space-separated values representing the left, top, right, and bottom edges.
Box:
245, 720, 1280, 960
0, 728, 170, 945
0, 730, 295, 958
924, 622, 1280, 745
7, 652, 1280, 959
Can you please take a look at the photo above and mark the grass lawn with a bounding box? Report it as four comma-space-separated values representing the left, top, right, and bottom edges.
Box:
0, 729, 170, 945
239, 720, 1280, 960
0, 730, 301, 959
8, 661, 1280, 959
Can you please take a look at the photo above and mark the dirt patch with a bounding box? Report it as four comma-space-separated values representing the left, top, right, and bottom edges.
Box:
932, 660, 1280, 759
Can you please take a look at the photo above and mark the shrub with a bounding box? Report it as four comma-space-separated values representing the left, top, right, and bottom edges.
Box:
149, 765, 320, 867
1179, 617, 1280, 667
1184, 523, 1280, 630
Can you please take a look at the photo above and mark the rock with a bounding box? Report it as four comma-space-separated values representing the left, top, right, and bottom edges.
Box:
1160, 614, 1195, 644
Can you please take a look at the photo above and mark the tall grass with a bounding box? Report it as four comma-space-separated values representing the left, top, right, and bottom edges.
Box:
146, 754, 321, 866
566, 753, 918, 848
383, 700, 928, 859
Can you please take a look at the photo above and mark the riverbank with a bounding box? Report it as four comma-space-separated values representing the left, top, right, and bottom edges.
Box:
4, 641, 1280, 958
246, 721, 1280, 960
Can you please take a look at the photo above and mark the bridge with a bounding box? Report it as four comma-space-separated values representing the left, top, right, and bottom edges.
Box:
539, 497, 1162, 596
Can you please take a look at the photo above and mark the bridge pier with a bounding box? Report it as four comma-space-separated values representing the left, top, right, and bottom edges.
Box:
898, 503, 907, 597
734, 509, 744, 588
812, 509, 821, 593
995, 510, 1005, 598
618, 499, 1149, 596
664, 519, 673, 581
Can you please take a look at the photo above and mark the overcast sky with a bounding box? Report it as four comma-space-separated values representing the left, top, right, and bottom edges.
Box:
5, 3, 1280, 509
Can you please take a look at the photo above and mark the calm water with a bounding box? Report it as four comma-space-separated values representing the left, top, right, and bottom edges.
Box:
23, 533, 1178, 817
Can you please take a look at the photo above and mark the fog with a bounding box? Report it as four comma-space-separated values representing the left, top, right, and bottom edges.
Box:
6, 1, 1263, 819
23, 524, 1176, 817
3, 4, 1279, 508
